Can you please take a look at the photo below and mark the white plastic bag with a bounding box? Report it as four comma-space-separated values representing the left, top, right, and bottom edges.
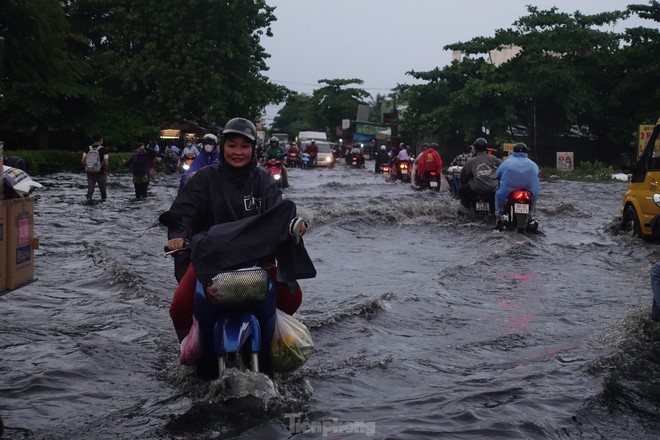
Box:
3, 165, 42, 197
179, 316, 202, 365
271, 309, 314, 373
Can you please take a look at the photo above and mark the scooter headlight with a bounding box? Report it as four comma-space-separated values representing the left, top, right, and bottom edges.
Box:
274, 174, 281, 180
182, 163, 190, 171
654, 194, 660, 207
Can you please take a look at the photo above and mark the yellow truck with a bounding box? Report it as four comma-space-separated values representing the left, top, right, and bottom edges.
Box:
621, 117, 660, 239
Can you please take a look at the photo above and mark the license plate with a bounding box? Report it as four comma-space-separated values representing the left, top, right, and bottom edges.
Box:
401, 169, 408, 174
514, 203, 529, 214
476, 202, 489, 211
430, 181, 438, 187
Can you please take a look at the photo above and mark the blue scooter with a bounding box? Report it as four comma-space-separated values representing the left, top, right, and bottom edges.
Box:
193, 266, 276, 378
160, 210, 277, 379
300, 153, 311, 170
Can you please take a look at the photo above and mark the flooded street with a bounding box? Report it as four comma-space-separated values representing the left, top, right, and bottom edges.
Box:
2, 163, 660, 439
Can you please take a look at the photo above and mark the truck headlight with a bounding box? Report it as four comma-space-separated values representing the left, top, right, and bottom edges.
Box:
653, 194, 660, 207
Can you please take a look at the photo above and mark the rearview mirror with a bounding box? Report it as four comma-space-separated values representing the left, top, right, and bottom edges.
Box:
621, 153, 635, 173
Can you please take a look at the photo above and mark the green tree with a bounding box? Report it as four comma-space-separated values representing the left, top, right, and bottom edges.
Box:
271, 93, 314, 140
603, 1, 660, 148
405, 5, 645, 163
0, 0, 91, 148
66, 0, 286, 144
308, 78, 370, 137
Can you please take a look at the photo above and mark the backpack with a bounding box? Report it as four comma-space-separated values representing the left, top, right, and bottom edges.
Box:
85, 145, 102, 173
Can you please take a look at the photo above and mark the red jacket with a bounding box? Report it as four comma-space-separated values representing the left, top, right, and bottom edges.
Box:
417, 148, 443, 176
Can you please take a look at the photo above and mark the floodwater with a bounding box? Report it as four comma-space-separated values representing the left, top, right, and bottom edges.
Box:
2, 163, 660, 440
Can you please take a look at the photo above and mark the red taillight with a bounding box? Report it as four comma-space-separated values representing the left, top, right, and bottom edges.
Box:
512, 190, 531, 202
399, 163, 409, 170
429, 171, 437, 176
383, 167, 390, 172
352, 157, 357, 162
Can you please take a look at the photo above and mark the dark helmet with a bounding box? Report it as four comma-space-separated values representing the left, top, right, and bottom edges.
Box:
422, 142, 430, 149
513, 142, 528, 153
430, 142, 439, 150
474, 137, 488, 152
221, 118, 257, 145
220, 118, 258, 163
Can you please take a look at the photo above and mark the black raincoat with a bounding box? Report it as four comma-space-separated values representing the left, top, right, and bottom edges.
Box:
167, 161, 316, 284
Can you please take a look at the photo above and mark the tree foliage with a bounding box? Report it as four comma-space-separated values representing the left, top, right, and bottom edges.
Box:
272, 78, 370, 140
0, 0, 91, 148
0, 0, 286, 148
403, 3, 660, 164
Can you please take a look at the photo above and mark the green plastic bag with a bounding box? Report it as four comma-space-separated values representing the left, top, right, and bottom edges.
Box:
271, 309, 314, 373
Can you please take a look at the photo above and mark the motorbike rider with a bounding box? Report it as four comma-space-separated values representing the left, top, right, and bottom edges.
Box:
374, 145, 389, 173
415, 143, 443, 186
458, 137, 501, 213
178, 133, 220, 193
348, 143, 365, 167
304, 140, 319, 166
390, 144, 411, 179
397, 145, 410, 162
287, 141, 300, 168
181, 138, 199, 158
450, 144, 474, 167
264, 136, 290, 187
165, 117, 316, 347
495, 142, 539, 224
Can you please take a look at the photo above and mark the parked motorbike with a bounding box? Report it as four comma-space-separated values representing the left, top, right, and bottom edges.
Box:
265, 159, 283, 187
498, 189, 539, 232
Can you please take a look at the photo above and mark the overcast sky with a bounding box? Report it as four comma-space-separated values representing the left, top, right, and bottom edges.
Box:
261, 0, 658, 124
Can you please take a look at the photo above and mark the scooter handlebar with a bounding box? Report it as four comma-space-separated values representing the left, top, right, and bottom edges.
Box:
163, 240, 190, 257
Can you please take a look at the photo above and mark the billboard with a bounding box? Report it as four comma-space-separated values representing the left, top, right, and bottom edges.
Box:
639, 124, 660, 157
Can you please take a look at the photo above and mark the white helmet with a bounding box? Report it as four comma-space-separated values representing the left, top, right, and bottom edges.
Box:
202, 133, 218, 144
380, 145, 386, 151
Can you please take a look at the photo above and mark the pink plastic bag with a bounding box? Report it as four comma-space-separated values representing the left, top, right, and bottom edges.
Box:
179, 316, 202, 365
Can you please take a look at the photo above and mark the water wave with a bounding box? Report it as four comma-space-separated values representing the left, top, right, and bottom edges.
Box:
303, 293, 392, 329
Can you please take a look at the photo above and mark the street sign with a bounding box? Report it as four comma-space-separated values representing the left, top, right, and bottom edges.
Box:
556, 152, 574, 171
342, 119, 350, 130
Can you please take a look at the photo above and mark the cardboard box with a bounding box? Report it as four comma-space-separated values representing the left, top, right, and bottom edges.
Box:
5, 197, 35, 290
0, 200, 7, 292
0, 140, 4, 200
